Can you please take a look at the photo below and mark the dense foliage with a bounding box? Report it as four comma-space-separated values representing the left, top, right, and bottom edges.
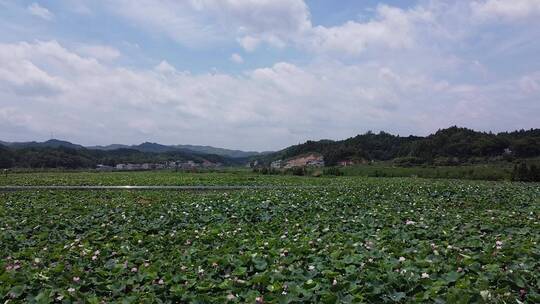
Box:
1, 174, 539, 303
512, 163, 540, 182
339, 164, 513, 181
262, 127, 540, 166
0, 145, 239, 169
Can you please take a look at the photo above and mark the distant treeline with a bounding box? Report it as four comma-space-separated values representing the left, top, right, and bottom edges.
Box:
0, 146, 238, 169
262, 127, 540, 166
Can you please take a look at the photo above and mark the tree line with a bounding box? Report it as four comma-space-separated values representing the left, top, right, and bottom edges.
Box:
0, 146, 236, 169
262, 126, 540, 166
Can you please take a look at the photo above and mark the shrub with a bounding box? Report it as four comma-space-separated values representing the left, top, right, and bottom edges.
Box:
393, 157, 425, 167
323, 167, 344, 176
287, 167, 306, 176
311, 170, 323, 177
512, 162, 540, 182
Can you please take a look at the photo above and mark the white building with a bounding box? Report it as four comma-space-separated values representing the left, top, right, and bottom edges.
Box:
126, 163, 142, 170
96, 164, 113, 171
271, 160, 283, 169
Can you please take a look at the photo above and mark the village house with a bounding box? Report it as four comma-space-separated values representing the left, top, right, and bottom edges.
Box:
126, 163, 142, 170
96, 164, 113, 171
306, 159, 325, 167
178, 160, 199, 169
202, 160, 220, 168
270, 160, 283, 169
283, 153, 325, 168
248, 160, 260, 168
338, 160, 355, 167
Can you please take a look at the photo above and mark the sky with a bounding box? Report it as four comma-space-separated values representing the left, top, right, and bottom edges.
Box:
0, 0, 539, 151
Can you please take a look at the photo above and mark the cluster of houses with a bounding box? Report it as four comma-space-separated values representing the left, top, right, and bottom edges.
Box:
113, 163, 166, 170
96, 160, 221, 171
245, 153, 363, 170
269, 153, 325, 169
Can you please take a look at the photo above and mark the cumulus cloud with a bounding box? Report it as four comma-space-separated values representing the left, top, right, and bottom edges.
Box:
75, 45, 121, 61
102, 0, 430, 55
196, 0, 311, 49
230, 53, 243, 64
0, 40, 538, 149
471, 0, 540, 21
1, 1, 540, 148
27, 3, 54, 20
306, 5, 432, 55
102, 0, 311, 49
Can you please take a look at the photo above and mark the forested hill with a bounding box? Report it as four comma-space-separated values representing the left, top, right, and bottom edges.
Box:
0, 139, 264, 169
260, 127, 540, 166
0, 145, 240, 169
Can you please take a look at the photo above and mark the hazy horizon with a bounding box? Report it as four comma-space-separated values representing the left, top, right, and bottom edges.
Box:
2, 125, 538, 153
1, 0, 539, 151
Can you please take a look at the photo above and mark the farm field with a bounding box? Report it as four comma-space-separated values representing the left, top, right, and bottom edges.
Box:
1, 173, 539, 303
0, 171, 330, 187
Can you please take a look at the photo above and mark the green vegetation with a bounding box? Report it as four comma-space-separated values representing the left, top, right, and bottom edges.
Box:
338, 164, 512, 181
0, 171, 322, 187
1, 172, 539, 303
0, 146, 239, 170
3, 127, 540, 173
322, 167, 344, 176
261, 127, 540, 167
511, 162, 540, 182
257, 162, 524, 182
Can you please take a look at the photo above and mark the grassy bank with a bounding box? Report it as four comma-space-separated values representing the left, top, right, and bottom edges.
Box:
337, 164, 513, 181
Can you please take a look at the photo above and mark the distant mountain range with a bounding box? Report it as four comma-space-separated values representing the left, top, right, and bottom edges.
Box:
0, 140, 268, 159
1, 139, 85, 150
2, 126, 538, 170
88, 142, 268, 158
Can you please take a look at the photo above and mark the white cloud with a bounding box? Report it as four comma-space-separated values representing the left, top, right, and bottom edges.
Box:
2, 1, 540, 148
103, 0, 433, 55
1, 40, 538, 149
75, 45, 121, 61
65, 0, 92, 15
28, 2, 54, 20
154, 60, 177, 74
472, 0, 540, 21
196, 0, 311, 50
306, 5, 432, 55
238, 36, 261, 52
230, 53, 243, 64
103, 0, 311, 49
520, 72, 540, 93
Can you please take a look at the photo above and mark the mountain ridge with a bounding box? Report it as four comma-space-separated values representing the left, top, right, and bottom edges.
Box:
2, 126, 539, 168
257, 126, 540, 166
2, 140, 267, 159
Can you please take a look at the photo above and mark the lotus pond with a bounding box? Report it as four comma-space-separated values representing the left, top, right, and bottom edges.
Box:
1, 174, 539, 303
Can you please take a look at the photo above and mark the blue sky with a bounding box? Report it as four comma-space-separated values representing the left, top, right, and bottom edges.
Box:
0, 0, 539, 150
